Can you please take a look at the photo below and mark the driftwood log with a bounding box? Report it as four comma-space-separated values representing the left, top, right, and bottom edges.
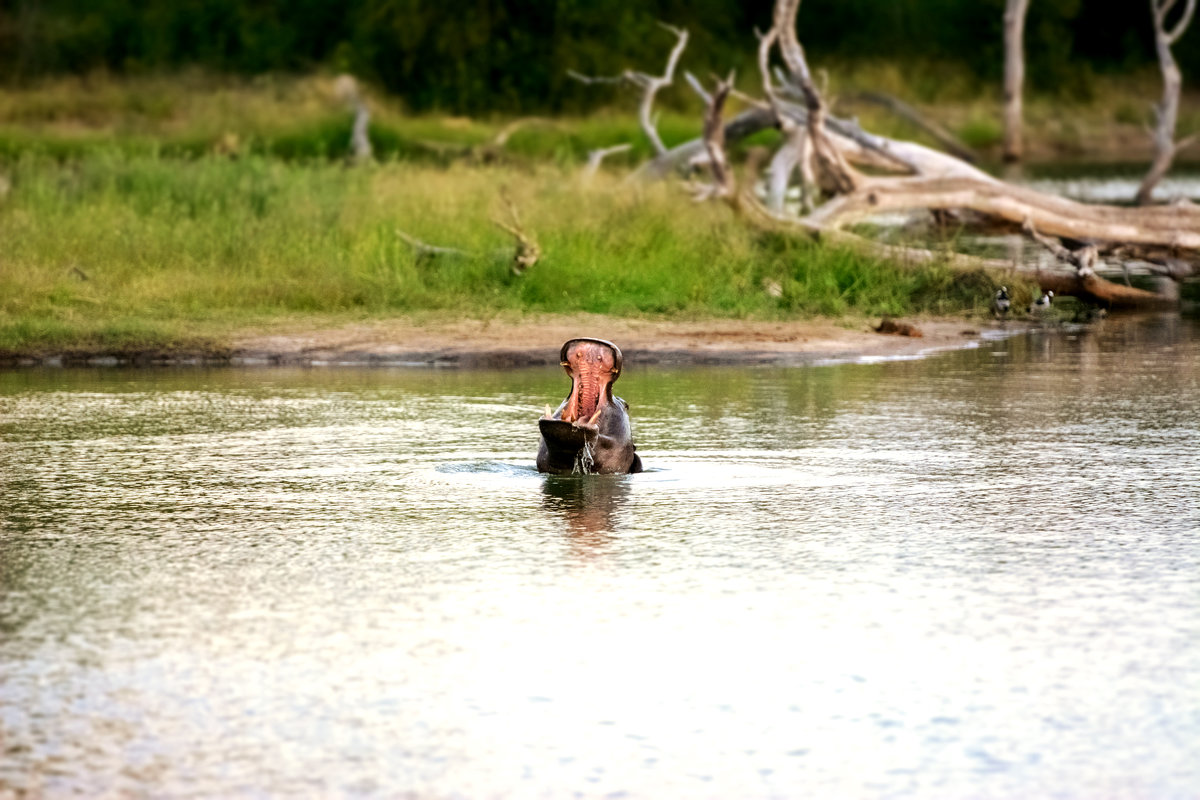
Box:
574, 0, 1199, 309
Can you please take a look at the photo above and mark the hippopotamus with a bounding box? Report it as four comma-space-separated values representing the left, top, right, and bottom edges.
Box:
537, 338, 643, 475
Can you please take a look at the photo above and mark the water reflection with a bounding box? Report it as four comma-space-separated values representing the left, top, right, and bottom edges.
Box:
540, 474, 632, 553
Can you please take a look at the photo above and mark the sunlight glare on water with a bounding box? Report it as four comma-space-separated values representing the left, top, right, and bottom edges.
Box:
2, 315, 1199, 798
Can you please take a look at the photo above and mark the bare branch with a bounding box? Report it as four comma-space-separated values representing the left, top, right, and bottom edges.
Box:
1023, 220, 1098, 272
582, 143, 633, 183
396, 229, 472, 258
684, 71, 712, 106
494, 190, 541, 275
1164, 0, 1197, 43
571, 24, 688, 156
567, 70, 625, 86
699, 72, 737, 200
1024, 220, 1176, 308
635, 107, 778, 180
1139, 0, 1196, 202
773, 0, 812, 86
760, 0, 859, 195
637, 24, 689, 155
492, 117, 550, 147
849, 93, 978, 163
767, 127, 808, 212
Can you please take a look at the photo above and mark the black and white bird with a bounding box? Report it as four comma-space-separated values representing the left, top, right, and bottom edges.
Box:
1029, 290, 1054, 314
992, 286, 1011, 318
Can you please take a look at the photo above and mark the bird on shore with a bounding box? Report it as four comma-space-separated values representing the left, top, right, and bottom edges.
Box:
992, 286, 1011, 318
1029, 290, 1054, 314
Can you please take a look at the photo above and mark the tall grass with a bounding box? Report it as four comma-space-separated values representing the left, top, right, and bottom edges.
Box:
0, 150, 1000, 353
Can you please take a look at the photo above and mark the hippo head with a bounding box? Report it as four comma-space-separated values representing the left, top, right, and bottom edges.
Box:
536, 338, 643, 475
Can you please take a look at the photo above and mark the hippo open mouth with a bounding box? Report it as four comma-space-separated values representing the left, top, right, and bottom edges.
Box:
557, 338, 621, 425
536, 338, 641, 475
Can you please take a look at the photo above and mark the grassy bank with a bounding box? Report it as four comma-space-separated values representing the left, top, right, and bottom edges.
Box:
10, 70, 1163, 356
1, 153, 1011, 356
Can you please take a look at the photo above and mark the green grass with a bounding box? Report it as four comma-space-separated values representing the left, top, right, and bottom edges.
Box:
1, 71, 1088, 355
0, 150, 1004, 355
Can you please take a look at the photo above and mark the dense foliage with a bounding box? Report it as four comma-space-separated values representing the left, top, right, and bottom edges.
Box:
2, 0, 1196, 112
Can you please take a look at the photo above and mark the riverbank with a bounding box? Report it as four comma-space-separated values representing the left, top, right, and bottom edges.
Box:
1, 74, 1160, 364
0, 152, 1018, 360
0, 314, 1019, 368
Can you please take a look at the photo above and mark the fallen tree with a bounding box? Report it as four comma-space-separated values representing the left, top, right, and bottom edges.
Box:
576, 0, 1200, 310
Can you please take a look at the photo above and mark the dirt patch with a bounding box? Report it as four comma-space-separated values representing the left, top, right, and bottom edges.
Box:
1, 314, 1019, 368
227, 314, 1014, 368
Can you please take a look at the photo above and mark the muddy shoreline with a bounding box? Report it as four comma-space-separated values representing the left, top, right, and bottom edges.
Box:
0, 315, 1023, 369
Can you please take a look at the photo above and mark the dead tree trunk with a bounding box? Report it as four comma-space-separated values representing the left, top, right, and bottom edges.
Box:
1136, 0, 1197, 204
1002, 0, 1031, 162
574, 0, 1199, 309
334, 75, 372, 163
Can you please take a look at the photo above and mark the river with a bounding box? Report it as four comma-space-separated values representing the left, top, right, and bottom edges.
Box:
2, 314, 1198, 798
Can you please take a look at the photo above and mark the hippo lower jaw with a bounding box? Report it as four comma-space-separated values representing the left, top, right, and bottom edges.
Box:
539, 417, 597, 450
536, 338, 642, 475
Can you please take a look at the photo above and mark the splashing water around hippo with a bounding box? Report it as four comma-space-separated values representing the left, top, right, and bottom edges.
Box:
573, 439, 596, 474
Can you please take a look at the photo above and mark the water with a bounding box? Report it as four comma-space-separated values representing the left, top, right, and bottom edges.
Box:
2, 315, 1199, 798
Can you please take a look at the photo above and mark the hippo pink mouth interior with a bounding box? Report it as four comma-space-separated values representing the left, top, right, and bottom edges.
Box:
559, 340, 619, 425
